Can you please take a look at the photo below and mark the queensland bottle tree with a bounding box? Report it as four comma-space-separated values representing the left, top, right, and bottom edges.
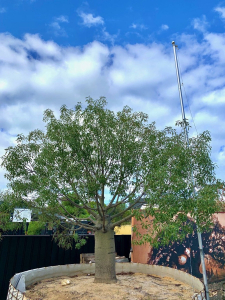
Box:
1, 97, 223, 283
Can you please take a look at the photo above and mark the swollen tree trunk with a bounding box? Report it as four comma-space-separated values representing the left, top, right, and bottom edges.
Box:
94, 228, 117, 283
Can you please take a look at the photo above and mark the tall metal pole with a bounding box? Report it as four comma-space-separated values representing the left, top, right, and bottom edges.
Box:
172, 41, 209, 300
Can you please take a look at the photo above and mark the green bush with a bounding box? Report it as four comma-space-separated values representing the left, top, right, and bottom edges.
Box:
27, 221, 45, 235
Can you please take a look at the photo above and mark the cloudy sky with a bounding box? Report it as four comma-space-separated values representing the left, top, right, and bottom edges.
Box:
0, 0, 225, 189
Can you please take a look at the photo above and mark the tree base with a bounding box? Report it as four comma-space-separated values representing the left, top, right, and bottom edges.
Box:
94, 229, 117, 283
94, 277, 117, 284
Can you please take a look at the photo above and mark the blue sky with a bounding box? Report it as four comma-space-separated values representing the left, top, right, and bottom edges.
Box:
0, 0, 225, 189
1, 0, 224, 46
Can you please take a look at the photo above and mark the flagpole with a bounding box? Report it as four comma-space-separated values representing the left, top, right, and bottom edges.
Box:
172, 41, 209, 300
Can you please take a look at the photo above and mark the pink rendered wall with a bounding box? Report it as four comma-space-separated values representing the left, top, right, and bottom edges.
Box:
214, 213, 225, 227
131, 216, 154, 264
131, 213, 225, 281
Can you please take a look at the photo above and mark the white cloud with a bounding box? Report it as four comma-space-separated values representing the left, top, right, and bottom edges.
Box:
78, 12, 104, 27
130, 23, 137, 29
0, 27, 225, 188
49, 15, 69, 36
0, 7, 6, 13
56, 16, 69, 23
215, 6, 225, 19
192, 15, 209, 32
130, 23, 147, 30
100, 28, 118, 44
161, 24, 169, 30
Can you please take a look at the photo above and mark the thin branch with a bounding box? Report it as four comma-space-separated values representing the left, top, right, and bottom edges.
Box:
119, 183, 143, 203
82, 215, 97, 224
101, 186, 104, 207
59, 194, 85, 210
58, 204, 96, 230
32, 208, 90, 231
71, 146, 97, 178
59, 196, 98, 225
95, 191, 103, 218
105, 195, 131, 212
107, 183, 143, 211
68, 184, 99, 219
110, 192, 145, 219
58, 219, 94, 231
104, 157, 118, 180
106, 179, 123, 209
80, 157, 97, 178
110, 213, 133, 229
107, 194, 120, 215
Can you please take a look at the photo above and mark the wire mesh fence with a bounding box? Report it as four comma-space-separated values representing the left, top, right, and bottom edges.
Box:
192, 290, 206, 299
6, 283, 28, 300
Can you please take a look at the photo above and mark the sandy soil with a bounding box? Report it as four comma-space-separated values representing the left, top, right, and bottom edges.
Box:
25, 272, 197, 300
208, 280, 225, 300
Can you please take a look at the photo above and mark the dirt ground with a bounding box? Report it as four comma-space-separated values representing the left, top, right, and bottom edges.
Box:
208, 280, 225, 300
25, 273, 197, 300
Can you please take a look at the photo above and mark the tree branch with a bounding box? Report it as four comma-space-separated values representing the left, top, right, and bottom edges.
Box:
95, 192, 103, 218
58, 204, 96, 230
110, 213, 133, 229
110, 192, 145, 219
107, 194, 120, 215
106, 183, 143, 211
59, 196, 98, 225
68, 184, 99, 219
106, 179, 123, 209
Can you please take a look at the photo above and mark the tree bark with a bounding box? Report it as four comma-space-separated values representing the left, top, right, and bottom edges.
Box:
94, 228, 117, 283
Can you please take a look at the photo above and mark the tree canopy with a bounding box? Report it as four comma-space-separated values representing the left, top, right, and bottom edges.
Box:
1, 97, 223, 282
